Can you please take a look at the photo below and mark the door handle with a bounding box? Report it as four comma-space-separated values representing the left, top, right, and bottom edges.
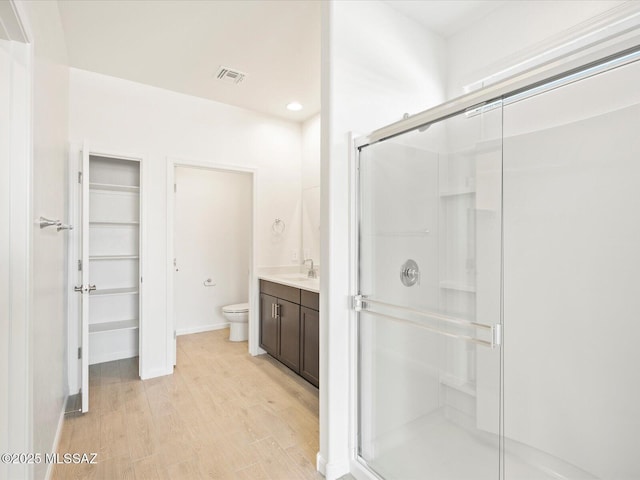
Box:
74, 284, 97, 293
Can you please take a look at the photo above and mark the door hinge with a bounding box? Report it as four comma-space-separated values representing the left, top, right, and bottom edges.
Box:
78, 259, 82, 271
78, 171, 83, 184
77, 347, 82, 359
351, 294, 366, 312
140, 276, 143, 284
492, 324, 502, 348
174, 183, 177, 193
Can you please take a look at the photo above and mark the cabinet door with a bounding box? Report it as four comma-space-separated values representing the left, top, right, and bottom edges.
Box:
300, 307, 319, 387
260, 293, 278, 356
278, 299, 301, 373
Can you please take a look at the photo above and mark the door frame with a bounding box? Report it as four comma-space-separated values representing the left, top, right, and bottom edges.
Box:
67, 143, 146, 399
166, 156, 259, 366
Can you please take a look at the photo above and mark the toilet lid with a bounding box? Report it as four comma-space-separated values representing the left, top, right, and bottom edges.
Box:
222, 302, 249, 313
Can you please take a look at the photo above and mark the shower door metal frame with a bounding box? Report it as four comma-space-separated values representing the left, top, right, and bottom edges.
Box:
349, 41, 640, 480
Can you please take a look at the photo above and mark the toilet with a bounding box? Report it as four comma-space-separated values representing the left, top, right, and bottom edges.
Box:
222, 303, 249, 342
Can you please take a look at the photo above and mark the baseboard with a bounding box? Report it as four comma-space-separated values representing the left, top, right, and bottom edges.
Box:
316, 452, 327, 475
45, 395, 68, 480
176, 322, 229, 336
140, 365, 173, 380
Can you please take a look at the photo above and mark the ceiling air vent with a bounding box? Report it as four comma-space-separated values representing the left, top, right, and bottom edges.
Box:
216, 66, 246, 84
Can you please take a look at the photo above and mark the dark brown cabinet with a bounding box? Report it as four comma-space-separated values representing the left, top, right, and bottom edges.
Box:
278, 299, 301, 372
259, 280, 319, 388
259, 293, 279, 356
300, 307, 319, 387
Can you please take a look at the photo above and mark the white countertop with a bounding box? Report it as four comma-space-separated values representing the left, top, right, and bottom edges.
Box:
258, 273, 320, 293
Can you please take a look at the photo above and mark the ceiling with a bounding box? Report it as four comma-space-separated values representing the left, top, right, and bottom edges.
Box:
385, 0, 507, 38
57, 1, 504, 123
58, 0, 321, 122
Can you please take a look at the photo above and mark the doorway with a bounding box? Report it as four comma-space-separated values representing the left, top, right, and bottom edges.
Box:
167, 160, 256, 365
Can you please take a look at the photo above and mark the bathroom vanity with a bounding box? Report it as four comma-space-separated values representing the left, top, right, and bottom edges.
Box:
259, 278, 319, 388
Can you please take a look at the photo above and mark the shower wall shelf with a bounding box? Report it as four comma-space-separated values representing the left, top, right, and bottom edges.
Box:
440, 374, 477, 397
440, 280, 476, 293
439, 188, 476, 197
376, 229, 431, 237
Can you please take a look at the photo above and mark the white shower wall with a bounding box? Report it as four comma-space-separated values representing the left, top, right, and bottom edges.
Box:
503, 57, 640, 479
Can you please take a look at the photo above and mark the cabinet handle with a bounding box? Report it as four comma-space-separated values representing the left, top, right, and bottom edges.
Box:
271, 303, 275, 319
275, 303, 280, 319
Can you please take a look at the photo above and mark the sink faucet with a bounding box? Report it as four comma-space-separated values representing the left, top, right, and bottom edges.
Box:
304, 258, 317, 279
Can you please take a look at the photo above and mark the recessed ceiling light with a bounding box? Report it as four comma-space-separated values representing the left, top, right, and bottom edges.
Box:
286, 102, 303, 111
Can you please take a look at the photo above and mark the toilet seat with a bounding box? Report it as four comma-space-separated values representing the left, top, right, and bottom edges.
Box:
222, 302, 249, 314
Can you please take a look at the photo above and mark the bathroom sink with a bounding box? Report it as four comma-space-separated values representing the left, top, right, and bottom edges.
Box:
279, 273, 316, 282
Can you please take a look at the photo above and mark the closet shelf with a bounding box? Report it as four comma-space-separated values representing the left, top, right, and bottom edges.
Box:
90, 287, 138, 297
89, 254, 139, 261
90, 221, 139, 226
89, 319, 138, 334
89, 182, 140, 193
440, 281, 476, 293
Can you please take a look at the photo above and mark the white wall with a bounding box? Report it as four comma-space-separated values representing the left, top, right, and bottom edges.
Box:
69, 68, 302, 378
321, 1, 446, 477
446, 0, 627, 97
174, 167, 252, 335
302, 113, 321, 190
301, 113, 321, 263
18, 1, 70, 479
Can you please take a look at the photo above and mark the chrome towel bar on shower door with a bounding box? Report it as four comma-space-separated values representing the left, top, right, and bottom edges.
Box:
353, 296, 501, 348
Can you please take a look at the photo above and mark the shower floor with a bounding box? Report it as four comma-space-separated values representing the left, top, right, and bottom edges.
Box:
362, 409, 580, 480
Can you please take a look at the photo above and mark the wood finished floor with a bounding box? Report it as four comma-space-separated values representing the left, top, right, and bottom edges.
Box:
53, 329, 322, 480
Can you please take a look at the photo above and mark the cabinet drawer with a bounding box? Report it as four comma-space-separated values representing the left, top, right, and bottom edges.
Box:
260, 280, 300, 304
301, 290, 319, 310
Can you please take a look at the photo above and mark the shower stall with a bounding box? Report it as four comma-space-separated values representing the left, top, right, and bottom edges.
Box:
354, 47, 640, 480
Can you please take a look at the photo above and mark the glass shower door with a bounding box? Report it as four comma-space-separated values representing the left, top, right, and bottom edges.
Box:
356, 103, 503, 480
